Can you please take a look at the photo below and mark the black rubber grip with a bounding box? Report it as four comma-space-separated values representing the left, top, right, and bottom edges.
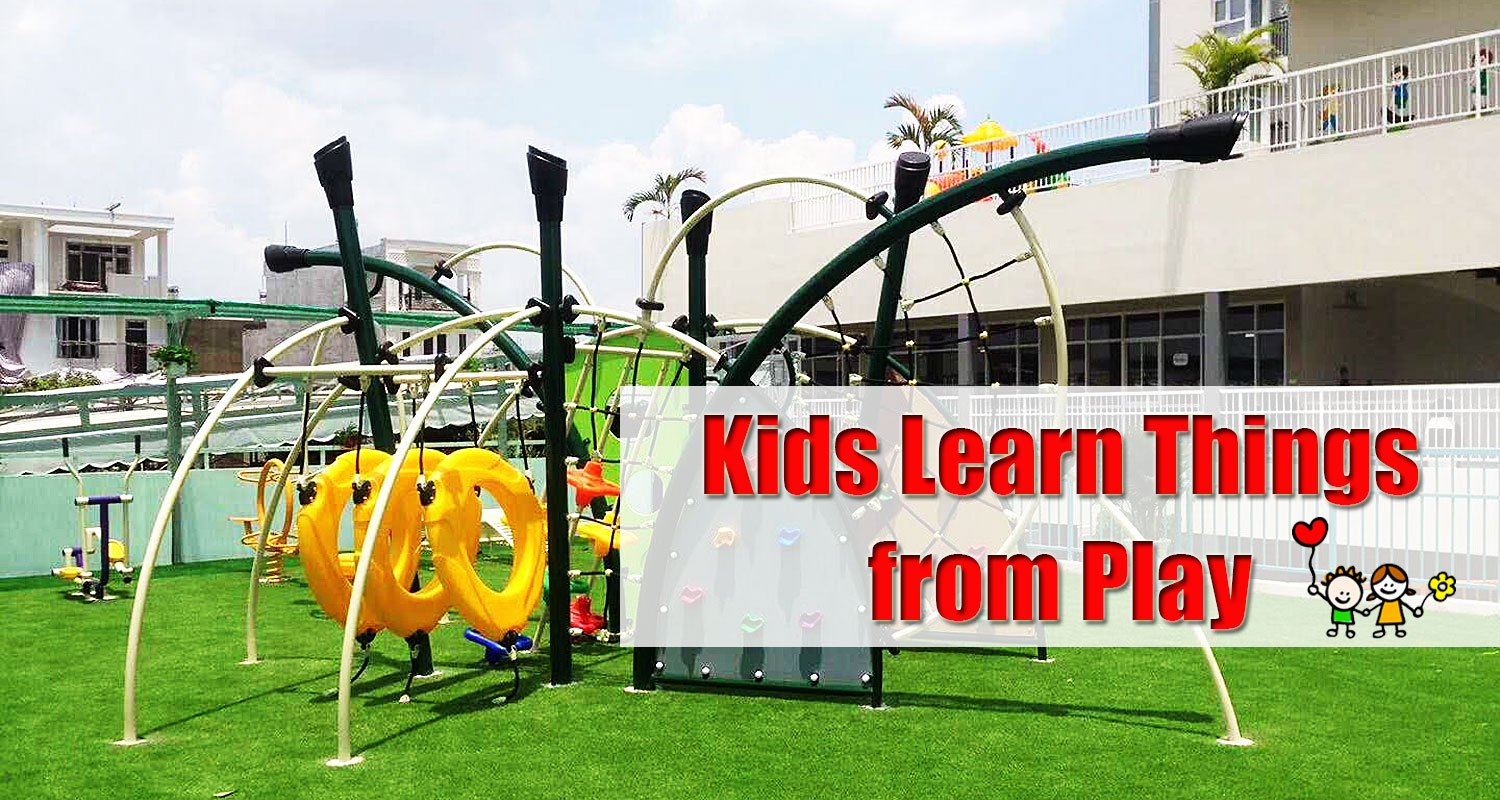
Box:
313, 136, 355, 208
681, 189, 713, 257
264, 245, 311, 273
526, 146, 568, 223
1145, 111, 1246, 164
891, 152, 932, 213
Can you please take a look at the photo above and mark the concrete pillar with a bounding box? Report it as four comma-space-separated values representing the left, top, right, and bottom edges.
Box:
1203, 291, 1229, 386
956, 312, 975, 385
28, 219, 49, 292
155, 231, 169, 290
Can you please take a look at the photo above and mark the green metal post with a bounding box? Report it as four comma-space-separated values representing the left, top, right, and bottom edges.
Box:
165, 318, 184, 565
864, 153, 930, 383
313, 137, 395, 453
528, 146, 573, 686
681, 189, 713, 387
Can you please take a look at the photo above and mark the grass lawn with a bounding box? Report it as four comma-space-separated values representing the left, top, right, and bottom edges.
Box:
1, 557, 1494, 799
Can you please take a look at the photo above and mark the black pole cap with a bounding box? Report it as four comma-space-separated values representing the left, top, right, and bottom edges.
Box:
526, 146, 568, 223
313, 136, 355, 208
1145, 111, 1246, 164
264, 245, 311, 273
891, 152, 932, 213
864, 190, 890, 220
681, 189, 713, 258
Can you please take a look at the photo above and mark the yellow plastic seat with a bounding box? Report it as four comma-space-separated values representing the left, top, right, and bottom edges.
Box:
56, 566, 84, 581
108, 540, 127, 563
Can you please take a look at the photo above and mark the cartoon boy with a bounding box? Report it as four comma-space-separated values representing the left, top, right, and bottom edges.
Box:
1308, 565, 1364, 638
1363, 563, 1423, 638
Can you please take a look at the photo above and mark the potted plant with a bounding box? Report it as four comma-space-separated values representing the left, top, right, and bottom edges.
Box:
150, 345, 198, 377
330, 423, 364, 450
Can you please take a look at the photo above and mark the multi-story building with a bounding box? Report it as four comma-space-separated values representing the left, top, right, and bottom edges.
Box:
0, 203, 173, 380
244, 237, 486, 367
648, 2, 1500, 388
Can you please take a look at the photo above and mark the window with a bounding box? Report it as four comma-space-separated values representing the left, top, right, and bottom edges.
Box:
458, 334, 468, 351
65, 242, 130, 290
0, 238, 10, 261
1213, 0, 1262, 37
797, 335, 846, 385
979, 323, 1040, 386
57, 317, 100, 359
125, 319, 148, 373
1226, 302, 1285, 386
1067, 310, 1203, 386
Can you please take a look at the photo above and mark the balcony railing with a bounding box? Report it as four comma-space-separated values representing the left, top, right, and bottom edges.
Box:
790, 28, 1500, 229
399, 290, 471, 312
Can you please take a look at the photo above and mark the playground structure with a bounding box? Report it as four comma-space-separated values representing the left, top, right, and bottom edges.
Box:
52, 436, 140, 601
116, 111, 1257, 765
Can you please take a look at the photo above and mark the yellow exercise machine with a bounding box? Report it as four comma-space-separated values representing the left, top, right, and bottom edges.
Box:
52, 436, 139, 602
232, 458, 299, 584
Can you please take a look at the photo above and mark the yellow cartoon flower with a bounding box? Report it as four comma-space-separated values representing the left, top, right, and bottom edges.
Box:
1429, 572, 1457, 601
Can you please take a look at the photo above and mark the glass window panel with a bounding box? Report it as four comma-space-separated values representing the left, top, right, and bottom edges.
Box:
1126, 313, 1160, 338
1126, 340, 1160, 386
1162, 337, 1202, 386
1019, 346, 1040, 386
988, 347, 1018, 386
1257, 303, 1284, 331
1017, 324, 1039, 345
1068, 343, 1087, 386
1230, 0, 1246, 17
1163, 309, 1201, 335
1227, 334, 1256, 385
988, 324, 1018, 347
1226, 305, 1256, 332
1214, 0, 1228, 20
1257, 332, 1285, 386
1066, 318, 1084, 341
1087, 341, 1122, 386
1087, 316, 1121, 341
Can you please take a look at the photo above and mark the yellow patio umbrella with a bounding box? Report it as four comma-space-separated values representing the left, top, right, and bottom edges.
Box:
961, 119, 1019, 163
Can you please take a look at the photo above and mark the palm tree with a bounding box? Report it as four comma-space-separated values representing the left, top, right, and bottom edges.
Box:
883, 93, 963, 152
1178, 25, 1283, 114
621, 168, 707, 222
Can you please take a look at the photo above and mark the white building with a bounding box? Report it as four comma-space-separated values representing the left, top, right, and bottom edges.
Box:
646, 2, 1500, 388
0, 204, 173, 380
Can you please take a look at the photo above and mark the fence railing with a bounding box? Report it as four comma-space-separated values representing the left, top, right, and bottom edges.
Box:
790, 28, 1500, 229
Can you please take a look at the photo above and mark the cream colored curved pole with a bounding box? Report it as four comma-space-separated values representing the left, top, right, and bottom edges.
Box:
118, 315, 349, 746
993, 205, 1067, 558
1093, 494, 1251, 745
643, 175, 879, 310
572, 305, 720, 364
439, 242, 596, 306
386, 307, 524, 354
330, 306, 539, 767
242, 383, 347, 665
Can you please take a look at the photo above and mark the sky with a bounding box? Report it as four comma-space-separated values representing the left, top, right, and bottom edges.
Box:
1, 0, 1147, 310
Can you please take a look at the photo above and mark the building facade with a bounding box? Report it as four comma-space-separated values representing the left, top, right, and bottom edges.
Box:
0, 204, 173, 381
645, 2, 1500, 389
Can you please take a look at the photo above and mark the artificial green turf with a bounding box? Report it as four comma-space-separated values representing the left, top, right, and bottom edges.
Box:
1, 557, 1494, 799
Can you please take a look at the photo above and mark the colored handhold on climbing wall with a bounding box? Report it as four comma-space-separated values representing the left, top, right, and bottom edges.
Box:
799, 610, 823, 629
712, 526, 737, 548
740, 614, 765, 633
567, 460, 621, 508
679, 585, 705, 605
777, 527, 802, 546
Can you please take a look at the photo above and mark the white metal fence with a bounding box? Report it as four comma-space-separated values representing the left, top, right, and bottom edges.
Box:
790, 28, 1500, 230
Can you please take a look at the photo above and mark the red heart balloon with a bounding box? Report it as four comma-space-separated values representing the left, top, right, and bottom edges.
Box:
1292, 517, 1329, 548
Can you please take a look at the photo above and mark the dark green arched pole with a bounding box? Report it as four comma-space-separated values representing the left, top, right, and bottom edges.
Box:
721, 113, 1245, 386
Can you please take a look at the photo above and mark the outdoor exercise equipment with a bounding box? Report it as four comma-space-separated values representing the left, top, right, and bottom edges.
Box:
53, 436, 139, 601
231, 458, 298, 584
115, 113, 1257, 764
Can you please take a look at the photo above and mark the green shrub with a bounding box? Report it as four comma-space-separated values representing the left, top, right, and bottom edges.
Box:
150, 345, 198, 372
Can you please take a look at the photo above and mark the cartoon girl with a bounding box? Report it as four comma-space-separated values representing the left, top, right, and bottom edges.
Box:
1308, 565, 1364, 638
1363, 563, 1423, 638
